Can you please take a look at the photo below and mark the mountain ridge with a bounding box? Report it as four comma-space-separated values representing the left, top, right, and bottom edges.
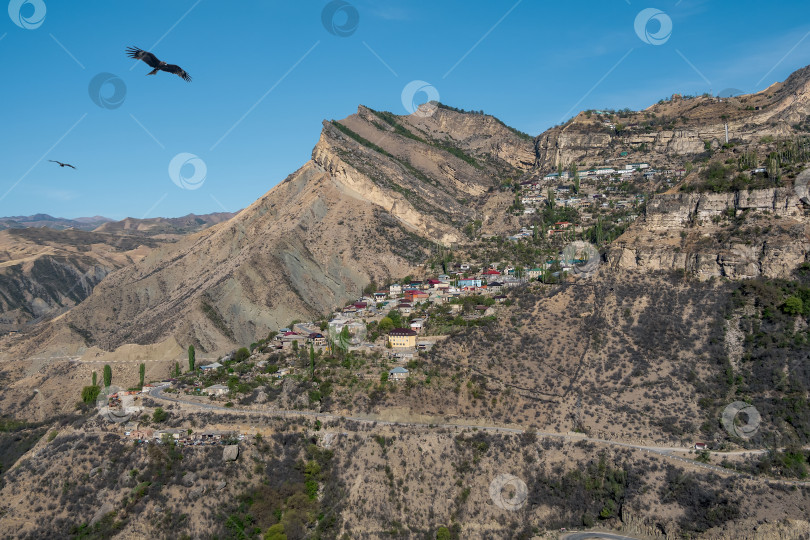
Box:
25, 104, 535, 354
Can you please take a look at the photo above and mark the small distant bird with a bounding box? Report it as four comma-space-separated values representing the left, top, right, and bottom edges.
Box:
48, 160, 76, 169
126, 46, 191, 82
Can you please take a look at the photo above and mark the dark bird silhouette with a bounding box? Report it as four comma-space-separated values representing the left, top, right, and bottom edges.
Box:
48, 160, 76, 169
126, 46, 191, 82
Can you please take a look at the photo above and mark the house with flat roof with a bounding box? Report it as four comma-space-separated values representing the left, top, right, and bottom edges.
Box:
204, 384, 229, 396
200, 362, 223, 371
388, 328, 417, 348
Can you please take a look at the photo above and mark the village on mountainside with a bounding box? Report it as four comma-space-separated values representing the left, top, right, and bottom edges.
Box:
94, 147, 794, 443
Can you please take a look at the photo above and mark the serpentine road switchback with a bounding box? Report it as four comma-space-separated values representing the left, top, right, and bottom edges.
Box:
147, 387, 810, 489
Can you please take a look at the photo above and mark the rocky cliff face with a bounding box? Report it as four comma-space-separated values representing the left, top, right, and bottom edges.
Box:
25, 106, 534, 353
607, 184, 810, 279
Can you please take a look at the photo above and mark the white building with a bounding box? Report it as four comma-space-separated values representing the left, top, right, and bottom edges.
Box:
204, 384, 229, 396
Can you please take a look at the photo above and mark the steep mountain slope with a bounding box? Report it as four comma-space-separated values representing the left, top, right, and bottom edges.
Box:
36, 106, 534, 353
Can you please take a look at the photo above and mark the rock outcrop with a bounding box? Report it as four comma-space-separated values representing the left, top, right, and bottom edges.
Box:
222, 445, 239, 462
607, 186, 810, 279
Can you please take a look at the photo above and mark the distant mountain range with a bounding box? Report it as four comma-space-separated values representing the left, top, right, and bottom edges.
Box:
93, 212, 238, 236
0, 214, 113, 231
0, 212, 238, 235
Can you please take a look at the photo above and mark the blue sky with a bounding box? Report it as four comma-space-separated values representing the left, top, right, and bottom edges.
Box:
2, 0, 809, 220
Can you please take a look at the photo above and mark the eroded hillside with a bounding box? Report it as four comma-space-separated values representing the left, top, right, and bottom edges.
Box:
0, 228, 164, 328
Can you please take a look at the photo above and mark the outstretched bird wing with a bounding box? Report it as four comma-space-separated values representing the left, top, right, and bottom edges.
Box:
126, 46, 161, 68
48, 160, 76, 169
161, 63, 192, 82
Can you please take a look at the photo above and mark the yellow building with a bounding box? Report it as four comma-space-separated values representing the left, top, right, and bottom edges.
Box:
388, 328, 417, 348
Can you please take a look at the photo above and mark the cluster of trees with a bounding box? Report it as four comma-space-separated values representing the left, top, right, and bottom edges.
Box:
659, 466, 740, 533
528, 453, 630, 528
81, 359, 151, 405
685, 137, 810, 193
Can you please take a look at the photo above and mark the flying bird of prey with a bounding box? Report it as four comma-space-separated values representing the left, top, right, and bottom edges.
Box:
48, 160, 76, 169
126, 46, 192, 82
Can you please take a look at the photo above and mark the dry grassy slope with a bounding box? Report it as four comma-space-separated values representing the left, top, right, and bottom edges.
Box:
534, 64, 810, 171
2, 416, 808, 539
22, 106, 534, 356
0, 228, 164, 327
358, 273, 731, 446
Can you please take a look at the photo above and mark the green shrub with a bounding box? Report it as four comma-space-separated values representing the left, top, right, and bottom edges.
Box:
264, 523, 286, 540
152, 407, 168, 423
782, 296, 803, 316
81, 385, 101, 404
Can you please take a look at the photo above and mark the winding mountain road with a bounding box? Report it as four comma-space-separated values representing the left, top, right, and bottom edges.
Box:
147, 387, 810, 488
